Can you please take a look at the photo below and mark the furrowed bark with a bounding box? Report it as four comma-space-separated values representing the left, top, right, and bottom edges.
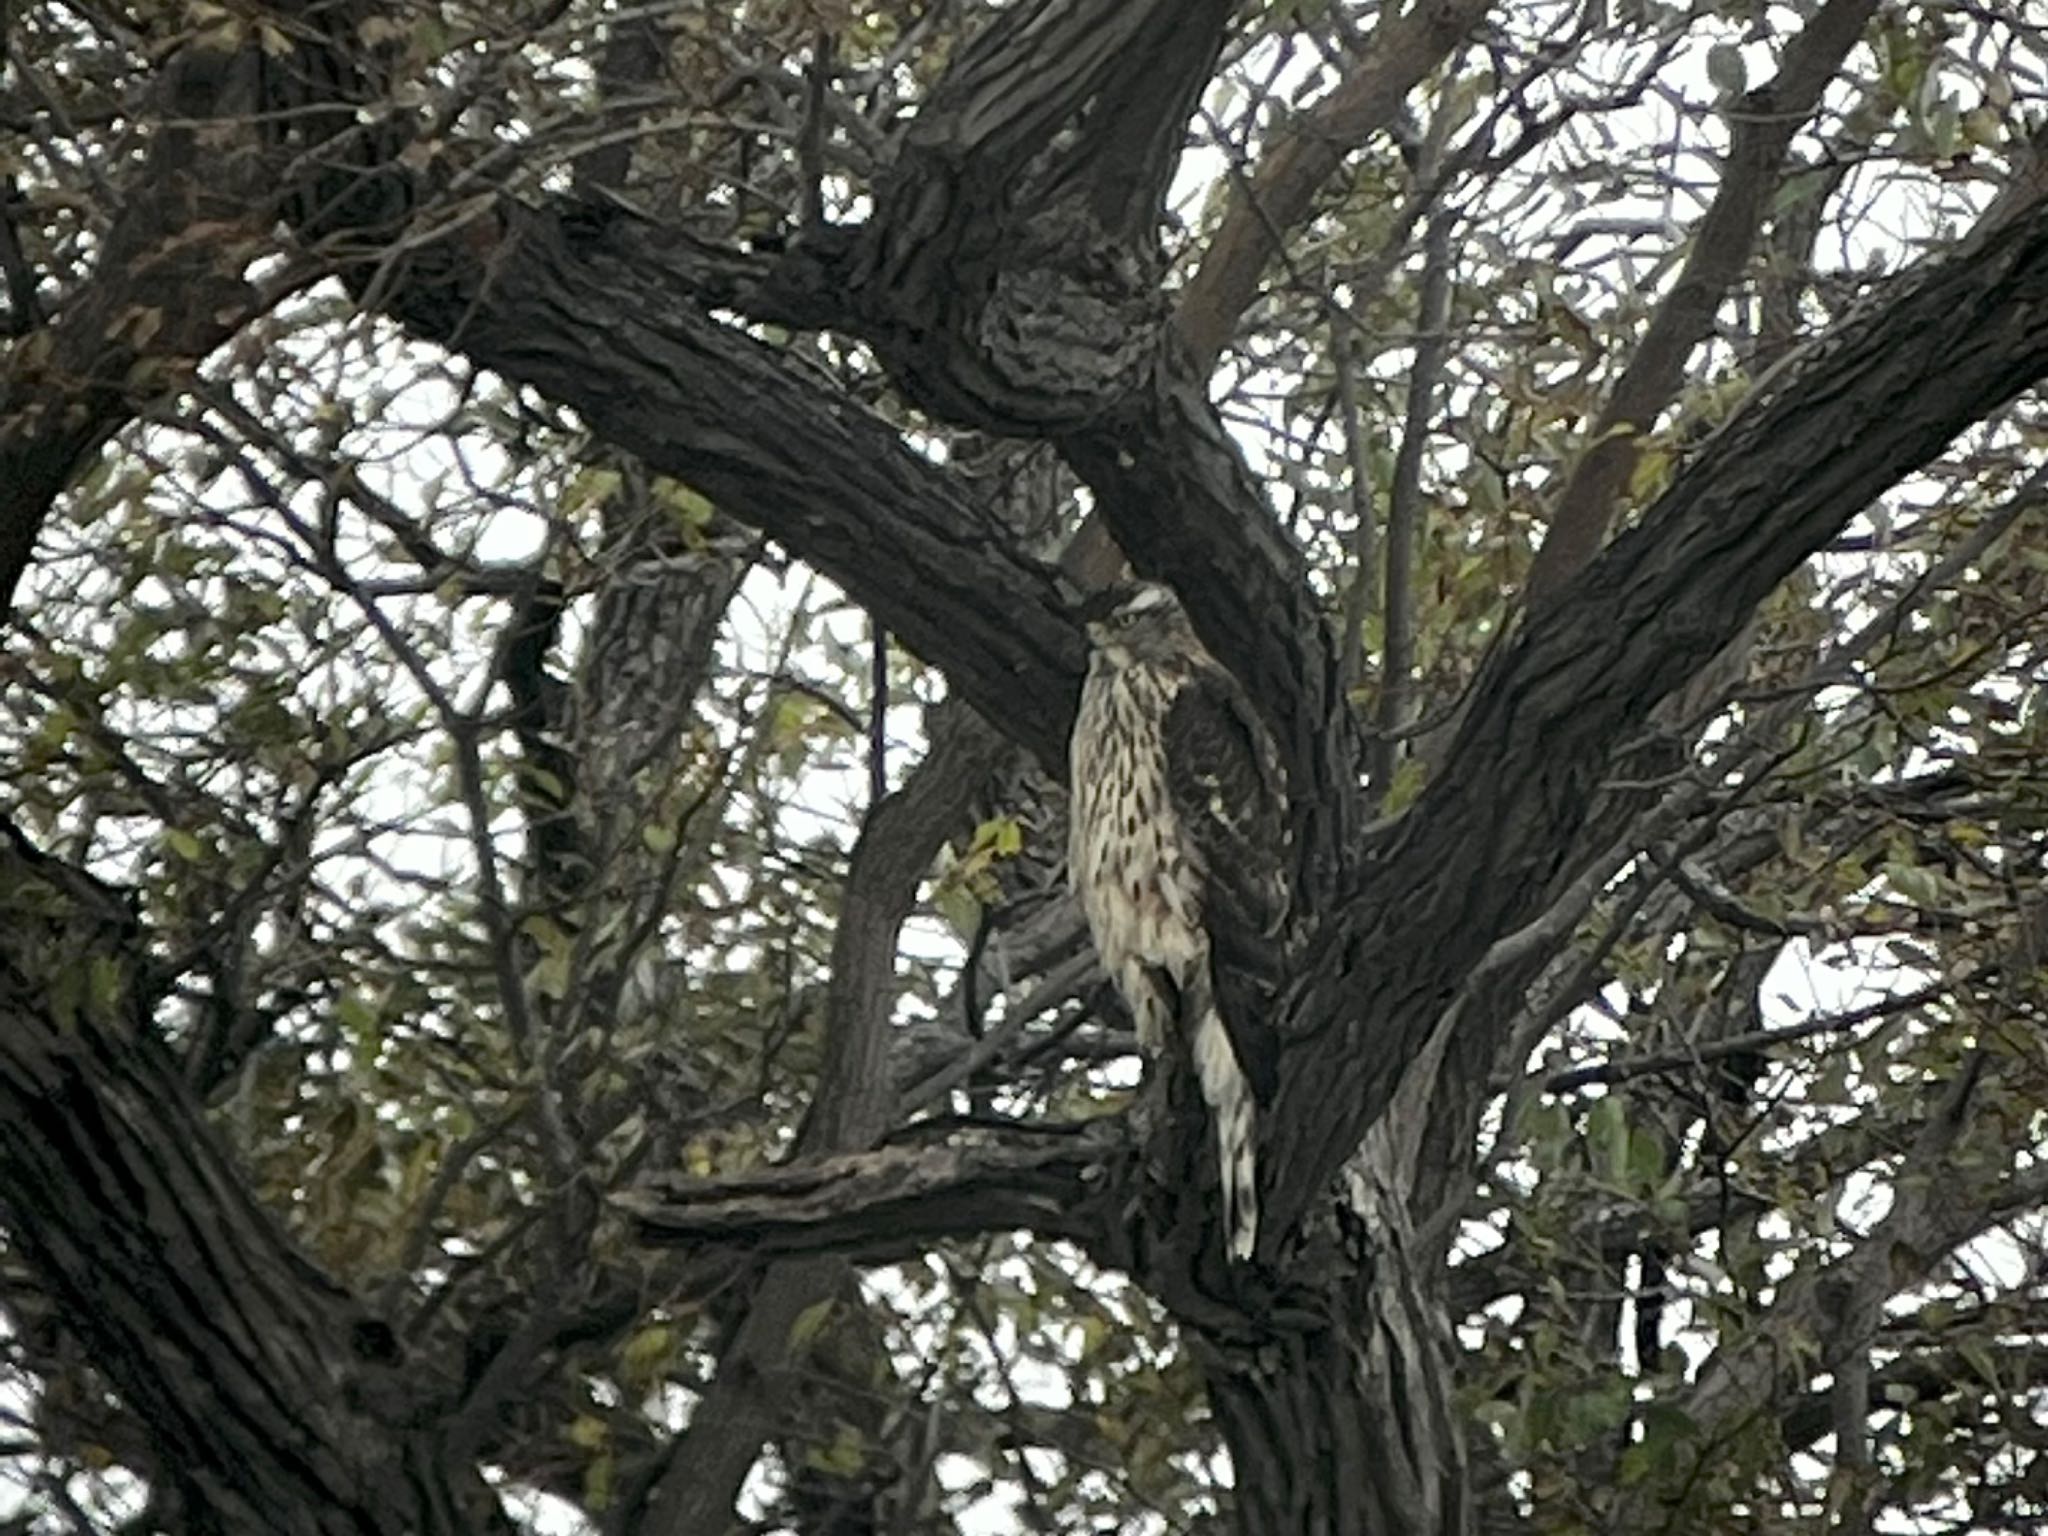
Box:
0, 827, 502, 1535
849, 0, 1235, 427
626, 1134, 1118, 1263
380, 198, 1084, 768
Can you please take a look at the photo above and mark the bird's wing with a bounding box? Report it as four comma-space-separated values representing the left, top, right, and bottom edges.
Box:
1162, 664, 1287, 1101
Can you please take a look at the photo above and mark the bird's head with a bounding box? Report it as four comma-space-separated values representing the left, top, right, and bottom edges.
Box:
1078, 581, 1195, 666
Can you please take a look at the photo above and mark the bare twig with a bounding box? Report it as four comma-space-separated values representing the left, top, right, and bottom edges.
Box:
1333, 316, 1378, 701
1366, 211, 1455, 806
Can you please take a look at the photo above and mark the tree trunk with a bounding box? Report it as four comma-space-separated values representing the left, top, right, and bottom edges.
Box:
1202, 1218, 1470, 1536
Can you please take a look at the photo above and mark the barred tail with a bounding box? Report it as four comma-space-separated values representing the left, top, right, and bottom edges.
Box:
1192, 1007, 1259, 1263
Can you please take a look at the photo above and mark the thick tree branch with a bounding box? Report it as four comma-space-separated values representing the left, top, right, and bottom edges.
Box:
624, 1132, 1121, 1263
666, 0, 1350, 841
0, 825, 501, 1534
849, 0, 1235, 427
805, 708, 1017, 1154
1266, 194, 2048, 1236
379, 198, 1085, 767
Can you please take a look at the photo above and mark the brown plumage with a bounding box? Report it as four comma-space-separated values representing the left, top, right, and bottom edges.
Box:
1068, 582, 1286, 1260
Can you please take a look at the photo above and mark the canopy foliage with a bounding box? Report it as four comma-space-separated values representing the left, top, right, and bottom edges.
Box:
3, 1, 2048, 1533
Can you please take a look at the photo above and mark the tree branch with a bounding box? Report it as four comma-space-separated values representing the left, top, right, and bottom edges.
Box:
626, 708, 1015, 1536
1, 33, 281, 610
1521, 0, 1880, 606
1175, 0, 1492, 369
379, 197, 1086, 767
0, 824, 502, 1534
623, 1132, 1122, 1264
1539, 968, 1981, 1095
1367, 210, 1455, 805
1609, 1060, 2036, 1528
1266, 192, 2048, 1236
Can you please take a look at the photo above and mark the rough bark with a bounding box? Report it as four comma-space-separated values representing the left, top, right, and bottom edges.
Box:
9, 6, 2048, 1535
847, 0, 1234, 427
1264, 195, 2048, 1237
382, 197, 1086, 767
628, 1133, 1116, 1262
0, 828, 502, 1535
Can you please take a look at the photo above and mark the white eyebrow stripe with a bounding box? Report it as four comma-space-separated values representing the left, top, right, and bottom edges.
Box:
1121, 584, 1174, 615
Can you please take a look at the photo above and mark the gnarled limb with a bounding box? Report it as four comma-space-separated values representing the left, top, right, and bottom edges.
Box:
0, 825, 504, 1535
382, 197, 1086, 767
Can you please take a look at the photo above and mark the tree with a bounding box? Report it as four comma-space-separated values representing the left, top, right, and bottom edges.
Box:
4, 0, 2048, 1530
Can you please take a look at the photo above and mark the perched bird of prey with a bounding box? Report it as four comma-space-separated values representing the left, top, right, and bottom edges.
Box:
1068, 582, 1287, 1261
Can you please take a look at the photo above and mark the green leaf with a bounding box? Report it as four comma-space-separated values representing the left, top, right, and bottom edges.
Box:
583, 1448, 614, 1512
337, 991, 381, 1039
1958, 1339, 2001, 1387
522, 915, 574, 999
933, 882, 983, 940
1517, 1098, 1571, 1157
563, 465, 622, 514
1886, 859, 1942, 908
1705, 42, 1746, 98
789, 1297, 838, 1352
1586, 1095, 1630, 1184
1626, 1126, 1668, 1192
521, 913, 572, 953
619, 1324, 676, 1389
1076, 1313, 1110, 1360
657, 478, 717, 534
804, 1421, 867, 1476
88, 956, 125, 1022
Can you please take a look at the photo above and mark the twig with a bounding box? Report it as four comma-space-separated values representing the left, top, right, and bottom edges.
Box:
1333, 315, 1377, 701
1366, 210, 1454, 806
1540, 969, 1984, 1095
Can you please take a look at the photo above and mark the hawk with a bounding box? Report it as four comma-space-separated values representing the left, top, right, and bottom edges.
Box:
1068, 581, 1287, 1261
